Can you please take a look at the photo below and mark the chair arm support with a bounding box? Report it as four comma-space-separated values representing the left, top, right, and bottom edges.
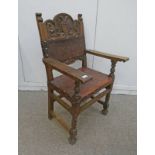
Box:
43, 58, 92, 83
86, 50, 129, 62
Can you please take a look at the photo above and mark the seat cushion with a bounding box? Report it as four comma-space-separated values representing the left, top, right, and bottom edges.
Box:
50, 67, 113, 101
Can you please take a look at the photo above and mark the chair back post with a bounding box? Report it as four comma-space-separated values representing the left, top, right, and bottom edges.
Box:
44, 63, 53, 85
78, 14, 87, 67
36, 13, 49, 58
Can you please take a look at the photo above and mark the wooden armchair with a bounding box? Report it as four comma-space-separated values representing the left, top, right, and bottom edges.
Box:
36, 13, 129, 144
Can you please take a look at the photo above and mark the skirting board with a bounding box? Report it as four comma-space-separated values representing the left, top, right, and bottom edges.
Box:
18, 81, 136, 95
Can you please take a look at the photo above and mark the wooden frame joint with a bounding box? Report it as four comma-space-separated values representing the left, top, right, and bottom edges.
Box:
80, 89, 111, 113
52, 93, 72, 113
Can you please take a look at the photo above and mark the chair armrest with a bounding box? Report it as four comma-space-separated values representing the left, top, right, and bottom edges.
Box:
86, 50, 129, 62
43, 58, 92, 83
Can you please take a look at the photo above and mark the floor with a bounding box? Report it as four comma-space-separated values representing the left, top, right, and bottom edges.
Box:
19, 91, 137, 155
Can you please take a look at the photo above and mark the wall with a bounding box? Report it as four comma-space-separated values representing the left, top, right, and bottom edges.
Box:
93, 0, 137, 94
18, 0, 137, 94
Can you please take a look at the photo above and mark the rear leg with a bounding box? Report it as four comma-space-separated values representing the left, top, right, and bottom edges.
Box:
48, 88, 54, 119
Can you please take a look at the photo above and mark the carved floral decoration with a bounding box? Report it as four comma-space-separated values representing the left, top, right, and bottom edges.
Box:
44, 13, 81, 39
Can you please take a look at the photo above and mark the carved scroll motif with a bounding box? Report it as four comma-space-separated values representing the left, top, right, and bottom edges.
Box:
44, 13, 81, 40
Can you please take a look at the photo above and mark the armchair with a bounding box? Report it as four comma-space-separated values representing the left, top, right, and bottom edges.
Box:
36, 13, 129, 144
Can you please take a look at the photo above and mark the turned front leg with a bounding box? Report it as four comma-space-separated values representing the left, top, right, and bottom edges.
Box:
68, 80, 81, 144
102, 60, 117, 115
102, 87, 111, 115
68, 103, 80, 144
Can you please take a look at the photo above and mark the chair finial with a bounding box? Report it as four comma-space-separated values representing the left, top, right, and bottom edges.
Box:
78, 14, 82, 21
36, 13, 43, 22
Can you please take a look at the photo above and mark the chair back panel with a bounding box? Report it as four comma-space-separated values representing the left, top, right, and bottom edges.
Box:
36, 13, 86, 64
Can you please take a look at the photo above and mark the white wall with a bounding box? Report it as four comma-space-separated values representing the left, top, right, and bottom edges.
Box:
19, 0, 137, 94
93, 0, 137, 94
